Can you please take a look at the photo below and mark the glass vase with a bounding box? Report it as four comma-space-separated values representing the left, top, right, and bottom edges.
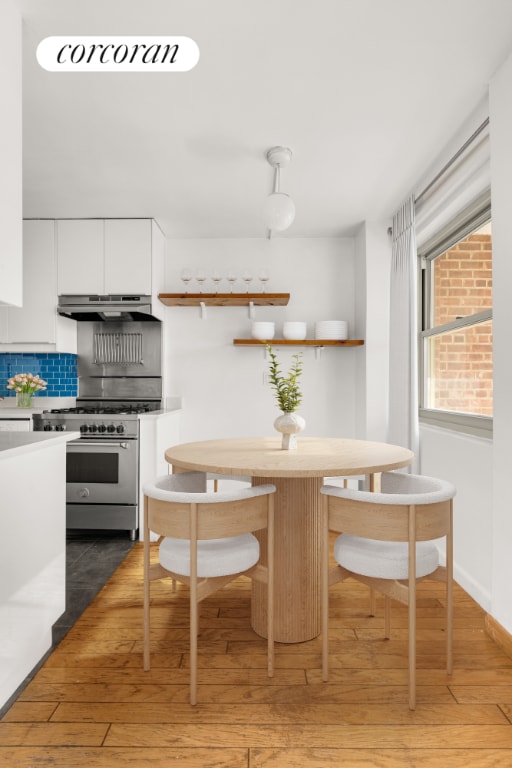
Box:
16, 392, 32, 408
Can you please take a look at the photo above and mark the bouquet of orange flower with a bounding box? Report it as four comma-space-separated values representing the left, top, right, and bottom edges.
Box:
6, 373, 48, 394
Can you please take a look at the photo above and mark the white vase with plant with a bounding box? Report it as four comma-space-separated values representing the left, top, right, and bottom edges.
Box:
266, 343, 305, 449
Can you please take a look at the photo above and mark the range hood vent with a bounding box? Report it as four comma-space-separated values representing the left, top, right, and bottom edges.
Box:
57, 295, 160, 322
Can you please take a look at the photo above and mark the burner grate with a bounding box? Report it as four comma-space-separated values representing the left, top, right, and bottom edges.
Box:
49, 404, 155, 416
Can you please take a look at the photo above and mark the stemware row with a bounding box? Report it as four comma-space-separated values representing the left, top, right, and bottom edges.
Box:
180, 269, 270, 293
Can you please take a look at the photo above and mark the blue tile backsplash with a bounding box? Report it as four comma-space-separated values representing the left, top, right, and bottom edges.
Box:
0, 353, 78, 398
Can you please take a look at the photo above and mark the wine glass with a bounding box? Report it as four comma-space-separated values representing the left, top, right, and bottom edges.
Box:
259, 269, 270, 293
242, 270, 253, 293
196, 269, 207, 293
226, 271, 237, 293
181, 268, 193, 293
211, 269, 222, 294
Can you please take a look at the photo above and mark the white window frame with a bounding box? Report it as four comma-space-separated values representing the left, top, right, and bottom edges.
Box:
418, 197, 492, 438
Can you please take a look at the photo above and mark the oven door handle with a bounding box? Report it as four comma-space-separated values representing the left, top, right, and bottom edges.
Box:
68, 441, 131, 449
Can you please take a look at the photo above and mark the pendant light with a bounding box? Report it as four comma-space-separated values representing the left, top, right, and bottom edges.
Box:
263, 146, 295, 237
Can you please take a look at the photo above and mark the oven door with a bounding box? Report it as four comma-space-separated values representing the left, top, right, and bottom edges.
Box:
66, 438, 138, 505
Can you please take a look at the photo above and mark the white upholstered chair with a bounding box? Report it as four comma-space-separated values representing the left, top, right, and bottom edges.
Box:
321, 471, 456, 709
143, 471, 275, 705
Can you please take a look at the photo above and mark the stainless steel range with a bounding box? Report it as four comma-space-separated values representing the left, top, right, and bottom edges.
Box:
34, 312, 162, 540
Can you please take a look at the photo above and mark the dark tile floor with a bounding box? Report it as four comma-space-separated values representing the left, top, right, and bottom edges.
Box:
53, 531, 136, 645
0, 531, 135, 719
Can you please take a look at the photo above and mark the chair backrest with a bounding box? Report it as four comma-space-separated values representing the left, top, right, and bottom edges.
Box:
144, 472, 275, 540
321, 472, 456, 542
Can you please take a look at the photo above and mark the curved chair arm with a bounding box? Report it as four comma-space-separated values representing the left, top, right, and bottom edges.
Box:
144, 472, 276, 504
321, 471, 456, 506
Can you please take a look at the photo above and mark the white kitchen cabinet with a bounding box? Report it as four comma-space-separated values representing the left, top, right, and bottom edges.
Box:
0, 418, 31, 431
105, 219, 152, 294
0, 432, 74, 709
149, 220, 165, 321
0, 0, 22, 307
57, 219, 104, 295
138, 408, 181, 540
0, 220, 76, 351
57, 218, 154, 296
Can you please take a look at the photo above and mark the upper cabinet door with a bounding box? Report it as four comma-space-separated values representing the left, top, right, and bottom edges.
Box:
104, 219, 152, 295
0, 0, 22, 306
57, 220, 104, 295
6, 220, 56, 343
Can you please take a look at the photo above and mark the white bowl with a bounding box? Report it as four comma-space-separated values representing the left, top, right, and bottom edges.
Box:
251, 321, 275, 340
283, 321, 307, 340
315, 320, 348, 340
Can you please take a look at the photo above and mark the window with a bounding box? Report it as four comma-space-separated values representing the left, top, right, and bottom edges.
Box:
419, 215, 493, 437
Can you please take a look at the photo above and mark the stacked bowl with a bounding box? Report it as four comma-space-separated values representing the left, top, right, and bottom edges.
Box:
283, 321, 307, 340
314, 320, 348, 340
251, 321, 275, 340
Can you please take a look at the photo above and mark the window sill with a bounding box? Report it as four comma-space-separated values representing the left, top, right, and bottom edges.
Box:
419, 408, 493, 439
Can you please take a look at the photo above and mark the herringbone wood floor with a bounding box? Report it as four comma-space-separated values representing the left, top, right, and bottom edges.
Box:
1, 539, 512, 767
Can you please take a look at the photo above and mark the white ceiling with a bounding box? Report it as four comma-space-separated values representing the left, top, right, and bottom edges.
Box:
19, 0, 512, 238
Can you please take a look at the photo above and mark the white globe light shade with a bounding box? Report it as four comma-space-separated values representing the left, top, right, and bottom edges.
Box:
263, 192, 296, 231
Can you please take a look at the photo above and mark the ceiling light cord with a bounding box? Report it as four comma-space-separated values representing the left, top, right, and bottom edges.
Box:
273, 165, 281, 194
267, 165, 280, 239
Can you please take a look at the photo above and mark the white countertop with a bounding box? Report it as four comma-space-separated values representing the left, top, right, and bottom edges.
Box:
0, 396, 77, 413
0, 431, 79, 459
138, 406, 181, 421
0, 406, 47, 417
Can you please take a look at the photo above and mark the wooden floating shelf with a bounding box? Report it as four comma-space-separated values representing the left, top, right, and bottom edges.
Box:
159, 292, 290, 307
233, 339, 365, 347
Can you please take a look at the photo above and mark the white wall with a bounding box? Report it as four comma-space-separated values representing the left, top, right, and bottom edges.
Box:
0, 0, 22, 307
420, 425, 493, 610
489, 51, 512, 634
163, 237, 359, 443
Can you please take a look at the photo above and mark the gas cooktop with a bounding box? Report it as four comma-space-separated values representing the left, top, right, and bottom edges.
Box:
48, 404, 156, 416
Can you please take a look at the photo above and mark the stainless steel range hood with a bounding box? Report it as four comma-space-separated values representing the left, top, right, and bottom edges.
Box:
57, 295, 160, 322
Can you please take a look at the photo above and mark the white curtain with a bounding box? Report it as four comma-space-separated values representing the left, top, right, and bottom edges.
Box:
388, 195, 419, 471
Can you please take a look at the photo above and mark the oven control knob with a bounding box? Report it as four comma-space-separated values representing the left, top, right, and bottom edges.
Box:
89, 424, 98, 433
79, 488, 90, 498
55, 424, 66, 431
98, 424, 107, 433
107, 424, 116, 433
116, 424, 125, 434
43, 423, 52, 431
80, 424, 88, 433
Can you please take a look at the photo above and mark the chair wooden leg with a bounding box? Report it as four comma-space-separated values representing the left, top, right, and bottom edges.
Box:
190, 503, 198, 706
143, 496, 151, 672
408, 586, 416, 710
447, 501, 454, 674
267, 495, 275, 677
369, 588, 377, 616
384, 595, 391, 639
190, 598, 198, 706
321, 496, 329, 682
408, 506, 417, 710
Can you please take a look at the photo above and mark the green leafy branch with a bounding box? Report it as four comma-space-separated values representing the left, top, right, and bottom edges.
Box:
266, 343, 303, 413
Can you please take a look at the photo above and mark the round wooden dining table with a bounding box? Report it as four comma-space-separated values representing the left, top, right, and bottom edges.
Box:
165, 436, 414, 643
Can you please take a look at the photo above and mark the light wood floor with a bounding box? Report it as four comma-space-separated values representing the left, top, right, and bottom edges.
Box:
1, 540, 512, 767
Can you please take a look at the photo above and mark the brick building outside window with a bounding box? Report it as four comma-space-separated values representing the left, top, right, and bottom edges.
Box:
420, 220, 493, 430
